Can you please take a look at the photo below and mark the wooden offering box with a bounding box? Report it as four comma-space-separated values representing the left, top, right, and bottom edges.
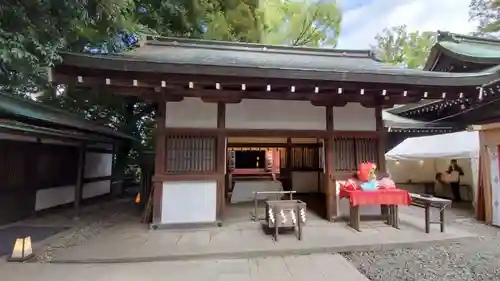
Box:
265, 200, 306, 241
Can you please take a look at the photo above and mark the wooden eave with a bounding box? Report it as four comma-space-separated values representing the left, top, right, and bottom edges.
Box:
0, 119, 115, 143
469, 122, 500, 131
55, 51, 500, 87
51, 36, 500, 106
388, 127, 454, 133
424, 31, 500, 71
0, 91, 136, 142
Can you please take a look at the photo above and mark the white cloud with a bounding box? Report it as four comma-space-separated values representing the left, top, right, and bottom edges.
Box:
337, 0, 478, 49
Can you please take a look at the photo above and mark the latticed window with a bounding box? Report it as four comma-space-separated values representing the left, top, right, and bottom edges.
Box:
166, 135, 216, 173
287, 146, 321, 170
334, 137, 378, 172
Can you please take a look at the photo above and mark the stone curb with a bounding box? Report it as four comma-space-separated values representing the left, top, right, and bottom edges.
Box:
47, 235, 476, 264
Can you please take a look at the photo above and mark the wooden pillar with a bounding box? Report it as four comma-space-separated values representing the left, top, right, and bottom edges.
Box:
285, 137, 292, 191
375, 105, 387, 173
110, 142, 117, 200
152, 101, 166, 225
375, 105, 388, 216
216, 102, 226, 220
324, 105, 337, 221
74, 143, 86, 217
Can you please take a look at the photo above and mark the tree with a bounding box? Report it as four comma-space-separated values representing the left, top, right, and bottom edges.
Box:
470, 0, 500, 37
373, 25, 436, 69
2, 0, 343, 192
0, 0, 148, 94
199, 0, 262, 42
260, 0, 342, 47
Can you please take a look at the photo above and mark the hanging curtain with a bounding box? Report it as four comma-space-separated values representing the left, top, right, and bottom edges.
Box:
478, 144, 493, 224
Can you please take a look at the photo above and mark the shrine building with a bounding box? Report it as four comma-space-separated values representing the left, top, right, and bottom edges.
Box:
50, 36, 500, 228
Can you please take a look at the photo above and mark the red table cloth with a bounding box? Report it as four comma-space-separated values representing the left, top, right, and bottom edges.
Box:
339, 189, 412, 206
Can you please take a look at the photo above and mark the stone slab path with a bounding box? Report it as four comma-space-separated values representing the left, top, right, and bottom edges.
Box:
44, 211, 475, 263
1, 254, 368, 281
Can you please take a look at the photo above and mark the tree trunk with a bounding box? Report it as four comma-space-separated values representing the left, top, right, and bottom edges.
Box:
111, 98, 138, 196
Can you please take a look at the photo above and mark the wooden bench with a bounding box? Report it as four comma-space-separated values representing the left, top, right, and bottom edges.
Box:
409, 193, 452, 233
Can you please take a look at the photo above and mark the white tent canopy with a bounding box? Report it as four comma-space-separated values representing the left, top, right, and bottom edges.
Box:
385, 130, 480, 208
385, 131, 480, 160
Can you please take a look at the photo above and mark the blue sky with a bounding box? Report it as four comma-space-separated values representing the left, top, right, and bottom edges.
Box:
340, 0, 372, 11
336, 0, 476, 49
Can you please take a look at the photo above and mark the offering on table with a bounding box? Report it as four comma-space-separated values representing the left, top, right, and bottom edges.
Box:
339, 162, 381, 192
378, 177, 396, 189
357, 162, 379, 191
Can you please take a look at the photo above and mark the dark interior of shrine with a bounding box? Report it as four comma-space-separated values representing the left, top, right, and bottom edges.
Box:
234, 150, 266, 169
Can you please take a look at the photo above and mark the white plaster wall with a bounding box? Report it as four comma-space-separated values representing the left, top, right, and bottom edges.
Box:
165, 97, 217, 128
84, 152, 113, 178
231, 180, 283, 203
292, 172, 320, 193
34, 180, 111, 211
333, 103, 376, 131
83, 180, 111, 199
35, 185, 75, 211
161, 181, 217, 224
34, 152, 113, 211
226, 100, 326, 130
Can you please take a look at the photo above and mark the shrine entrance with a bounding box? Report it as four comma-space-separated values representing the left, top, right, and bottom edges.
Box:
225, 137, 328, 222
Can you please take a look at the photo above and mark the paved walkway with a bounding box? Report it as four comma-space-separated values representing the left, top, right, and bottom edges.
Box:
1, 254, 369, 281
42, 208, 476, 263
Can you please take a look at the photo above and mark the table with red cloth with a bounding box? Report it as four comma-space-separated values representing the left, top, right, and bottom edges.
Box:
339, 189, 412, 231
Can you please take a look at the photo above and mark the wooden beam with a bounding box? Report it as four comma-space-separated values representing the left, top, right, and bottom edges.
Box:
53, 68, 477, 99
152, 101, 167, 225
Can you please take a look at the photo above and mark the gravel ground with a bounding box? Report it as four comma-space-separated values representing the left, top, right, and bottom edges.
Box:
342, 205, 500, 281
33, 199, 140, 263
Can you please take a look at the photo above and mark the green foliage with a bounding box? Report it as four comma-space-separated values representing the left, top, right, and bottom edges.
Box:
0, 0, 148, 93
373, 25, 436, 69
1, 0, 344, 183
199, 0, 261, 42
470, 0, 500, 37
260, 0, 342, 47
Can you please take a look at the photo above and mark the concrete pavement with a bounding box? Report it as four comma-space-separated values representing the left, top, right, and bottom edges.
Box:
1, 254, 369, 281
45, 211, 475, 263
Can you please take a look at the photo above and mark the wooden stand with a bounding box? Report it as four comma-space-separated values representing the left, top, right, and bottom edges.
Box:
265, 200, 306, 241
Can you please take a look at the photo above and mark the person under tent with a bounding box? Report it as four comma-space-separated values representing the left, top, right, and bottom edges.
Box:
446, 159, 465, 201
